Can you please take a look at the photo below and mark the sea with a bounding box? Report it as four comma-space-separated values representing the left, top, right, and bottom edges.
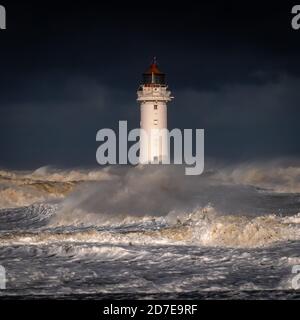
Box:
0, 162, 300, 299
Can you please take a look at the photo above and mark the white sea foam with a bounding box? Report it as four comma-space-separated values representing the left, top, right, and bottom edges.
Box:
1, 163, 300, 248
0, 205, 299, 248
1, 161, 300, 210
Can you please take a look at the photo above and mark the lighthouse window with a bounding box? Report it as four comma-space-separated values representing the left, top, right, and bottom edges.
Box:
154, 119, 158, 125
154, 105, 158, 110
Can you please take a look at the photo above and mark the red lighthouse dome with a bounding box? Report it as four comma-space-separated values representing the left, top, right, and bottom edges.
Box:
142, 57, 166, 85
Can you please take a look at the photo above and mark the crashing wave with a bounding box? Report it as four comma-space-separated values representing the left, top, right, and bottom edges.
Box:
0, 163, 300, 248
0, 206, 299, 248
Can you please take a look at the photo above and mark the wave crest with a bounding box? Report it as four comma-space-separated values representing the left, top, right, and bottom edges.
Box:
1, 206, 299, 248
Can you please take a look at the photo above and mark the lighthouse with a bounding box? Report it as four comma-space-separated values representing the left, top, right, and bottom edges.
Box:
137, 58, 173, 164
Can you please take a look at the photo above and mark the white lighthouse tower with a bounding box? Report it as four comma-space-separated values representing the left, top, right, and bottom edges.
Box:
137, 58, 173, 164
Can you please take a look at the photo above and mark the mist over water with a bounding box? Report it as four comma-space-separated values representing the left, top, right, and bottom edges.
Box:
0, 161, 300, 298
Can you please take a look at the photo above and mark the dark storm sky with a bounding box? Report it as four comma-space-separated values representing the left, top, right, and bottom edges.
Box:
0, 1, 299, 169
